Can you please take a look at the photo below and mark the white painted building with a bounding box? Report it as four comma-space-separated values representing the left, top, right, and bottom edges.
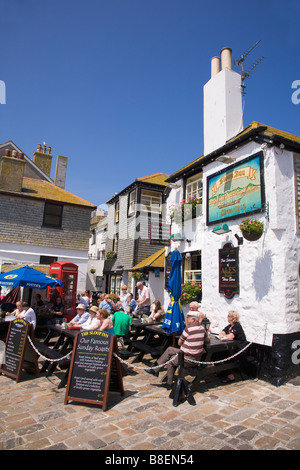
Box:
86, 209, 108, 293
165, 48, 300, 385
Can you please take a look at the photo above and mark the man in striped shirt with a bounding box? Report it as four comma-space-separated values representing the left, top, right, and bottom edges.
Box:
146, 310, 208, 389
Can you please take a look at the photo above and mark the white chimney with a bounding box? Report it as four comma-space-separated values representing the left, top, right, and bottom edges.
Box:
203, 47, 243, 155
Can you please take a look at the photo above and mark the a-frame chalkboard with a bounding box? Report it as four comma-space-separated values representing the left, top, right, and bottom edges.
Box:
64, 330, 124, 411
0, 318, 39, 382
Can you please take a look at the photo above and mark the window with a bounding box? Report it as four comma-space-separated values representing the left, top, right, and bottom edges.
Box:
90, 229, 96, 245
186, 174, 203, 210
184, 252, 201, 284
113, 233, 119, 253
115, 201, 120, 223
140, 189, 161, 214
43, 203, 63, 228
128, 190, 136, 216
110, 275, 122, 294
39, 255, 57, 265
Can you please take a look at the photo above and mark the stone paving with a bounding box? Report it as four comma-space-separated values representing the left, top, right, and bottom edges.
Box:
1, 353, 300, 451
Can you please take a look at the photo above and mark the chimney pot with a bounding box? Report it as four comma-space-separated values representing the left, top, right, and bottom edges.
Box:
18, 152, 24, 160
211, 56, 221, 77
37, 144, 42, 152
12, 150, 18, 158
42, 144, 47, 153
220, 47, 232, 70
4, 149, 11, 157
47, 146, 51, 155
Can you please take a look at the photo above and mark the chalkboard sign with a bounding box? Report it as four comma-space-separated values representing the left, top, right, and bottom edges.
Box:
65, 330, 124, 411
0, 318, 39, 382
219, 243, 239, 299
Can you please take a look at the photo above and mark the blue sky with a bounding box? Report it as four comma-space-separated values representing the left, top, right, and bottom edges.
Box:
0, 0, 299, 207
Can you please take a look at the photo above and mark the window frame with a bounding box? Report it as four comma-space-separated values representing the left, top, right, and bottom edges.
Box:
42, 202, 63, 229
140, 189, 162, 214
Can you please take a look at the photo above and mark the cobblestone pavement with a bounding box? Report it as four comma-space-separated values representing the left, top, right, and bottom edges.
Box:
1, 353, 300, 451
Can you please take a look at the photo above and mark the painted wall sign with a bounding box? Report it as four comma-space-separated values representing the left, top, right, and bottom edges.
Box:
207, 152, 265, 225
219, 243, 239, 299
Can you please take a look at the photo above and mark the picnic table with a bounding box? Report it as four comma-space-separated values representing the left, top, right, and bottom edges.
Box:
130, 323, 176, 362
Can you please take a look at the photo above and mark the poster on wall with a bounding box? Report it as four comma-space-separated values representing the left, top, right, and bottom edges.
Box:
207, 152, 265, 225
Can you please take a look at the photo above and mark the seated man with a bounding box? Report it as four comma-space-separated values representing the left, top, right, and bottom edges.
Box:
146, 310, 208, 389
69, 303, 90, 326
99, 294, 114, 314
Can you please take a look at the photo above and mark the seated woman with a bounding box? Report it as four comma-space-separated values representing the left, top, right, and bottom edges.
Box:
219, 310, 247, 382
81, 306, 100, 330
148, 300, 165, 322
97, 308, 115, 334
10, 301, 23, 317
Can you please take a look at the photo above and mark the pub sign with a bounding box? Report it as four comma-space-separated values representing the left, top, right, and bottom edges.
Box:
219, 243, 239, 299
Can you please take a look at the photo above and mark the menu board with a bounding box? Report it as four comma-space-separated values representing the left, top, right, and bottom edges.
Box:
65, 330, 124, 411
219, 243, 239, 299
0, 319, 39, 382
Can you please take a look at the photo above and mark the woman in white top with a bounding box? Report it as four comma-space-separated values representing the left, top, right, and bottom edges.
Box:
119, 285, 130, 314
81, 306, 100, 330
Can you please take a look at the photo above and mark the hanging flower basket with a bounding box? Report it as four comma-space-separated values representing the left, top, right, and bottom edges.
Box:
106, 250, 117, 259
90, 268, 96, 274
131, 271, 144, 281
239, 218, 264, 241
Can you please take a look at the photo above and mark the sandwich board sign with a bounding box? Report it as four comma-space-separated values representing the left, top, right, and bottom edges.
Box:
65, 330, 124, 411
0, 318, 39, 382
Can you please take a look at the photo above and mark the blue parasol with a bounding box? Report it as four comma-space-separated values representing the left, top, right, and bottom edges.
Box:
162, 249, 185, 334
0, 265, 64, 289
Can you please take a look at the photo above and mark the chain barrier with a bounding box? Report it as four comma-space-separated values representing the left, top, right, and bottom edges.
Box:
27, 323, 267, 370
27, 336, 72, 362
114, 324, 267, 372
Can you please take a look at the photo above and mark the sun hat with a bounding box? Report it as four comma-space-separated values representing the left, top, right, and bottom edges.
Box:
76, 303, 86, 310
89, 305, 99, 313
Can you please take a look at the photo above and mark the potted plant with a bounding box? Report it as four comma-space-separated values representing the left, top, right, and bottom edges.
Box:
180, 281, 202, 304
239, 217, 264, 241
168, 197, 201, 224
106, 250, 117, 259
90, 268, 96, 274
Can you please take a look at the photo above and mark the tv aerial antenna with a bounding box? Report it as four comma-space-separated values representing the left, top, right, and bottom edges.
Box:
234, 40, 264, 96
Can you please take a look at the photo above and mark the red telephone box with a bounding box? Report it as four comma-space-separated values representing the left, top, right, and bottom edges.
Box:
47, 261, 78, 322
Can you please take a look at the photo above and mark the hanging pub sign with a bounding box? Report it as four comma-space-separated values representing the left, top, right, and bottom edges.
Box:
65, 330, 124, 411
0, 318, 39, 382
207, 151, 265, 225
219, 243, 239, 299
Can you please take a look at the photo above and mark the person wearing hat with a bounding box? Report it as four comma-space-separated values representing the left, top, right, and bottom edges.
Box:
81, 305, 100, 330
69, 303, 90, 326
146, 310, 209, 389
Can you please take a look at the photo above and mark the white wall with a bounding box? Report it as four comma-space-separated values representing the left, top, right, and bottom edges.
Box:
166, 142, 300, 347
0, 242, 88, 294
